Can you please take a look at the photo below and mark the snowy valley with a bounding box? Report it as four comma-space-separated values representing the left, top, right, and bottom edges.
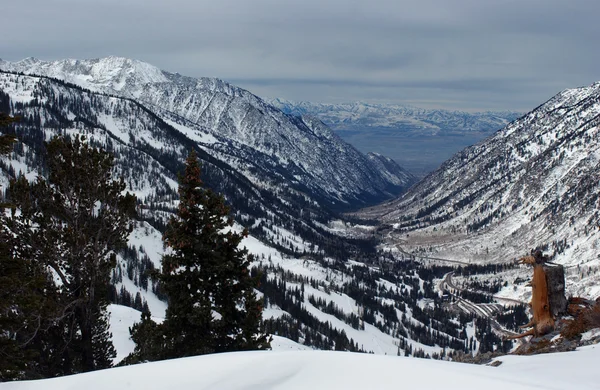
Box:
0, 61, 491, 364
359, 81, 600, 304
1, 57, 600, 387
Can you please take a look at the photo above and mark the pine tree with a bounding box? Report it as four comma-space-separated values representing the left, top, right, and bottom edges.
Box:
0, 113, 17, 156
123, 312, 164, 365
130, 150, 269, 361
6, 135, 136, 375
0, 215, 58, 380
0, 112, 49, 380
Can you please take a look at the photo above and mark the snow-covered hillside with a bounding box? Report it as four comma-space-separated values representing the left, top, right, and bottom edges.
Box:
0, 68, 500, 360
3, 343, 599, 390
0, 57, 415, 208
111, 219, 487, 361
359, 81, 600, 300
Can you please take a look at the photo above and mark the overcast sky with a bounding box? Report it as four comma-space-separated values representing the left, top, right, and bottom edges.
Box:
2, 0, 599, 111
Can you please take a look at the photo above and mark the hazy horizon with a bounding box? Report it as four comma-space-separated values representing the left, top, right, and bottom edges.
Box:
2, 0, 599, 111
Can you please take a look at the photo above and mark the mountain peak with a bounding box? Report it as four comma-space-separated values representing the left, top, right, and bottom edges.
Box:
16, 56, 42, 65
0, 56, 169, 95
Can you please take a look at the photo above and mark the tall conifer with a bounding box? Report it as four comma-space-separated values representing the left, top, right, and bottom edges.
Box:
0, 113, 17, 155
130, 150, 269, 361
0, 112, 49, 380
6, 135, 136, 375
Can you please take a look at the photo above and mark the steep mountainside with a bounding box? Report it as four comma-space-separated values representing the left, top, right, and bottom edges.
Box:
360, 82, 600, 299
0, 57, 414, 209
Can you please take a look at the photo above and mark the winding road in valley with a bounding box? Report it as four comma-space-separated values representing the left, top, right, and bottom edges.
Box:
394, 244, 470, 266
394, 241, 524, 338
439, 272, 519, 338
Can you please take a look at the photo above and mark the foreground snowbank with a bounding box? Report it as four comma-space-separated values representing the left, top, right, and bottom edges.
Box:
2, 345, 598, 390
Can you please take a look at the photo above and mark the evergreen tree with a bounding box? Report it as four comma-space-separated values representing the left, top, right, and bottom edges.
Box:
0, 113, 17, 155
6, 135, 136, 375
123, 312, 164, 364
0, 113, 17, 208
0, 111, 48, 380
0, 215, 58, 380
130, 151, 269, 361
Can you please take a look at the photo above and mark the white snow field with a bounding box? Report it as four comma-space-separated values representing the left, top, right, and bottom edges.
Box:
2, 345, 598, 390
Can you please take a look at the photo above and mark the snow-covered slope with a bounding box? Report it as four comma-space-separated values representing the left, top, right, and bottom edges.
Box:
0, 57, 414, 208
0, 70, 490, 361
3, 344, 599, 390
360, 81, 600, 299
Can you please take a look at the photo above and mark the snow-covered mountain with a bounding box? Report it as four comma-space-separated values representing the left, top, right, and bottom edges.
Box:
0, 57, 415, 208
269, 98, 520, 135
359, 81, 600, 300
0, 66, 499, 361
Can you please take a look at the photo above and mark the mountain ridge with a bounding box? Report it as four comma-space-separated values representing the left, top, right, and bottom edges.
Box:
0, 57, 415, 209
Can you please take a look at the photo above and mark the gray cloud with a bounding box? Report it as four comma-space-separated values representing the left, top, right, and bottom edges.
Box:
2, 0, 599, 111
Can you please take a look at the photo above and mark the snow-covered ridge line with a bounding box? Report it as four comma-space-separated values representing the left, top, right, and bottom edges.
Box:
0, 57, 415, 209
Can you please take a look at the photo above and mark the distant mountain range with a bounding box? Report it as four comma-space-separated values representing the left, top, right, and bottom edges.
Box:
268, 99, 521, 134
269, 99, 522, 176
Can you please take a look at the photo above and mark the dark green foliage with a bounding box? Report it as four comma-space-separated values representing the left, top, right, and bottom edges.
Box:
130, 151, 270, 362
0, 135, 16, 155
123, 312, 165, 365
0, 220, 58, 380
0, 112, 18, 210
0, 111, 50, 380
1, 136, 136, 378
0, 113, 18, 156
496, 304, 529, 332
